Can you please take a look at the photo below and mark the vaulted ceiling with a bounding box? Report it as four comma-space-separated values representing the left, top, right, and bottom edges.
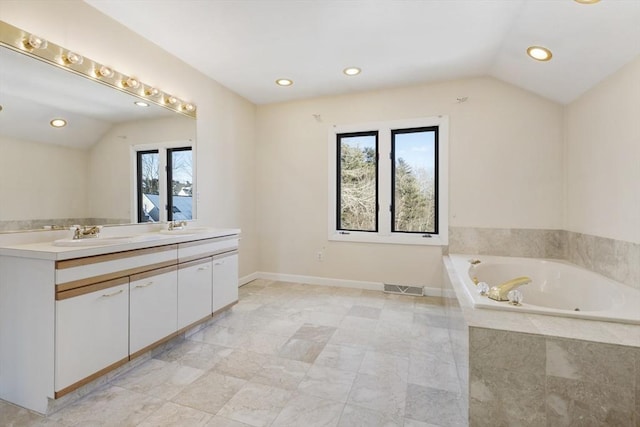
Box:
85, 0, 640, 105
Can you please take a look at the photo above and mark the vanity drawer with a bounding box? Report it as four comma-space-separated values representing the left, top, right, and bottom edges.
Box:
55, 245, 178, 290
177, 237, 238, 263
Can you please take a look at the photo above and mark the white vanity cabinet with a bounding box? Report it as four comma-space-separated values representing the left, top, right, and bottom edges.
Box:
0, 230, 240, 415
130, 265, 179, 355
55, 278, 129, 395
213, 252, 239, 312
178, 258, 213, 329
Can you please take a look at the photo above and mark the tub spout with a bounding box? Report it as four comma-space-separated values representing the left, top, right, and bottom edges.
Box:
487, 276, 531, 301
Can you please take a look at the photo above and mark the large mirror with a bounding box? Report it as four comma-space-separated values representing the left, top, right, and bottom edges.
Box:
0, 22, 197, 232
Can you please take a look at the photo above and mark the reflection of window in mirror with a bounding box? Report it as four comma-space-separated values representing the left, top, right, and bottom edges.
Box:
135, 145, 193, 223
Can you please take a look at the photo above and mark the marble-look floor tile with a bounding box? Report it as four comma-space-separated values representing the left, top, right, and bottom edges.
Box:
291, 324, 337, 343
348, 305, 382, 319
339, 316, 379, 331
0, 400, 58, 427
403, 419, 440, 427
204, 416, 253, 427
155, 340, 234, 370
337, 404, 401, 427
359, 351, 409, 382
191, 325, 248, 348
48, 386, 164, 426
239, 332, 290, 355
212, 349, 271, 380
328, 328, 376, 350
137, 401, 212, 427
250, 357, 311, 390
217, 383, 292, 427
314, 344, 366, 372
408, 351, 460, 393
404, 384, 466, 427
297, 365, 357, 402
172, 371, 246, 414
347, 372, 407, 419
278, 337, 327, 363
111, 358, 204, 400
270, 392, 344, 427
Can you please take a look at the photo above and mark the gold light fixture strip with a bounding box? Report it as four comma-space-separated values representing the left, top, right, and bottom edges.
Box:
0, 20, 196, 118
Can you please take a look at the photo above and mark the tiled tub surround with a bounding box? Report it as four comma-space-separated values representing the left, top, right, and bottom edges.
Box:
443, 256, 640, 426
449, 227, 640, 290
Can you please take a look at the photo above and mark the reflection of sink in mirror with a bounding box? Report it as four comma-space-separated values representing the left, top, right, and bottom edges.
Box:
53, 236, 135, 247
159, 227, 211, 235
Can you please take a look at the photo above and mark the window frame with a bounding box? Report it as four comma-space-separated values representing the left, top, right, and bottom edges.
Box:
328, 116, 448, 246
131, 142, 195, 224
336, 130, 379, 233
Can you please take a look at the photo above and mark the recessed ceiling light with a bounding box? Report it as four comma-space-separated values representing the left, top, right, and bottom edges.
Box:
574, 0, 600, 4
134, 101, 149, 107
50, 118, 67, 128
527, 46, 553, 62
343, 67, 361, 76
275, 78, 293, 87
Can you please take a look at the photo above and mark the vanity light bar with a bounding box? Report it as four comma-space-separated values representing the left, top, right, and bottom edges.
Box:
0, 20, 196, 118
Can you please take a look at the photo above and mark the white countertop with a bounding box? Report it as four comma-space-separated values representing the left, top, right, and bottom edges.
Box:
0, 228, 240, 261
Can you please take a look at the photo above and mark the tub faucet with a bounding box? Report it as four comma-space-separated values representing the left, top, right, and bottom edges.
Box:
168, 220, 187, 231
72, 225, 101, 240
487, 276, 531, 301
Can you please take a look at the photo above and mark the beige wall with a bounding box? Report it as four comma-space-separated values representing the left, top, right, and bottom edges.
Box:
0, 135, 89, 221
0, 0, 258, 276
565, 56, 640, 244
256, 77, 564, 286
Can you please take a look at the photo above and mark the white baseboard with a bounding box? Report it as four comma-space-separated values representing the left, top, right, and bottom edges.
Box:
242, 271, 444, 297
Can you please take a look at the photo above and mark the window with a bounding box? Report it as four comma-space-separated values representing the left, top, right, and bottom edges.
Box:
135, 145, 193, 223
329, 117, 448, 245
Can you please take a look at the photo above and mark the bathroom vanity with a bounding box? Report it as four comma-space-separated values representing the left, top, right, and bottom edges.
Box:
0, 228, 240, 414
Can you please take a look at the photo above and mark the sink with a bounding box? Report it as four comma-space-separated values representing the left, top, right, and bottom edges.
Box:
53, 236, 135, 247
159, 227, 212, 235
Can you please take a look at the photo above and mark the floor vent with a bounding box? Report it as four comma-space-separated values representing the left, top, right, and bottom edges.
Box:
383, 284, 424, 296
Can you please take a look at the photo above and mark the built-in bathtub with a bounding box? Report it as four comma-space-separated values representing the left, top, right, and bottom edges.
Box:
449, 254, 640, 324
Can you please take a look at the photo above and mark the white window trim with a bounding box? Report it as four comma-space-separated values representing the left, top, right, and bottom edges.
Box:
328, 116, 448, 246
130, 141, 196, 224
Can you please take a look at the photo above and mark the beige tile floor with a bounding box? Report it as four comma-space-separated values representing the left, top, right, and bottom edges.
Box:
0, 280, 467, 427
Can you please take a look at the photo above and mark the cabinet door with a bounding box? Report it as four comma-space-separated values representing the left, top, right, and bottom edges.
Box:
55, 278, 129, 393
130, 266, 178, 354
177, 258, 213, 329
212, 253, 238, 312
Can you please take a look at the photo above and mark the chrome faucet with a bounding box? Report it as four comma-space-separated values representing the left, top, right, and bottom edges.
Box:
487, 276, 531, 301
72, 225, 101, 240
168, 220, 188, 231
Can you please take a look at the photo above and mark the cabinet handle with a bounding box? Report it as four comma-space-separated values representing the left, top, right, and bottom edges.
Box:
198, 266, 210, 271
214, 261, 224, 266
101, 289, 124, 298
135, 281, 154, 288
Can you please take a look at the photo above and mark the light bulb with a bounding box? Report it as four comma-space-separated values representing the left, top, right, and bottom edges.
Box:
63, 51, 83, 65
97, 65, 115, 78
145, 87, 160, 97
166, 95, 179, 105
25, 34, 48, 50
183, 103, 196, 112
123, 77, 140, 89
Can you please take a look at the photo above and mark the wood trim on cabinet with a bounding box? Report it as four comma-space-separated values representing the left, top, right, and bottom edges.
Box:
54, 356, 129, 399
129, 330, 181, 361
56, 277, 129, 301
178, 249, 238, 264
177, 257, 211, 270
177, 235, 237, 249
130, 264, 178, 282
55, 244, 177, 270
56, 260, 176, 293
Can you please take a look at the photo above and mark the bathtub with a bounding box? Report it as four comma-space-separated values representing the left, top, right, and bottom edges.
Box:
448, 254, 640, 324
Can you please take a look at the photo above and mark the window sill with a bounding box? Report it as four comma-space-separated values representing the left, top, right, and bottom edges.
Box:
328, 231, 448, 246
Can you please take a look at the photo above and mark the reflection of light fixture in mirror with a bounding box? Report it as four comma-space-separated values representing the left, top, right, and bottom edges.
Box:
134, 101, 149, 107
50, 118, 67, 128
166, 95, 180, 106
183, 103, 196, 113
276, 78, 293, 86
343, 67, 361, 76
62, 51, 83, 65
24, 34, 48, 50
2, 21, 196, 118
123, 76, 140, 89
526, 46, 553, 61
145, 86, 160, 97
574, 0, 600, 3
96, 65, 115, 78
